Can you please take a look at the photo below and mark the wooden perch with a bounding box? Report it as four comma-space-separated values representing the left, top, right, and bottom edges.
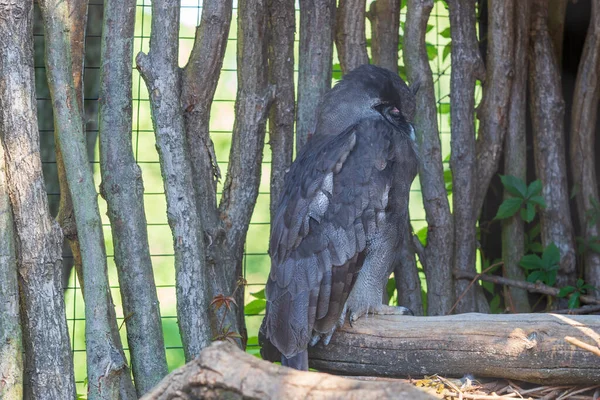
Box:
308, 313, 600, 385
142, 341, 435, 400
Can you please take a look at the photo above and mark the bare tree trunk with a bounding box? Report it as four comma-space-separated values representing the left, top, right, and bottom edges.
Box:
137, 0, 213, 360
548, 0, 568, 62
529, 0, 577, 290
569, 0, 600, 296
404, 0, 454, 316
267, 0, 296, 221
447, 0, 488, 313
54, 0, 89, 292
180, 0, 232, 338
296, 0, 336, 150
502, 0, 531, 313
0, 2, 75, 399
181, 0, 232, 240
38, 0, 136, 398
474, 0, 515, 214
0, 138, 22, 400
99, 0, 168, 395
336, 0, 369, 74
367, 0, 400, 73
216, 0, 275, 341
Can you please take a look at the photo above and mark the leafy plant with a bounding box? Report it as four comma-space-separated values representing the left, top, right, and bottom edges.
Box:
524, 223, 544, 254
495, 175, 546, 223
519, 243, 560, 286
575, 235, 600, 255
210, 277, 247, 343
246, 288, 267, 315
558, 279, 597, 309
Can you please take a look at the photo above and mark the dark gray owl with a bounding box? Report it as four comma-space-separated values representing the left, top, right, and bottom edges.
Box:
259, 64, 419, 370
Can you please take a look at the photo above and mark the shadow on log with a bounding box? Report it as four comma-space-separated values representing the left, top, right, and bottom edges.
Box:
141, 341, 434, 399
309, 313, 600, 385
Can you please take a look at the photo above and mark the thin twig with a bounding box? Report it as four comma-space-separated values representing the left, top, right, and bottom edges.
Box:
564, 336, 600, 357
449, 262, 504, 314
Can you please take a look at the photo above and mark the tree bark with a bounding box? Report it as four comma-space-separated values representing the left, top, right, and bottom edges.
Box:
0, 136, 22, 400
335, 0, 370, 75
569, 0, 600, 295
216, 0, 275, 340
38, 0, 136, 398
136, 0, 213, 360
447, 0, 488, 314
474, 0, 515, 215
367, 0, 400, 73
0, 2, 76, 398
548, 0, 568, 63
181, 0, 232, 240
296, 0, 336, 150
502, 0, 531, 313
404, 0, 455, 316
529, 0, 577, 290
99, 0, 168, 395
54, 0, 89, 292
309, 313, 600, 385
267, 0, 296, 221
141, 342, 435, 400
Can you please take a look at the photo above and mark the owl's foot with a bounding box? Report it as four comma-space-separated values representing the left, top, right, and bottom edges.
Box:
348, 304, 413, 326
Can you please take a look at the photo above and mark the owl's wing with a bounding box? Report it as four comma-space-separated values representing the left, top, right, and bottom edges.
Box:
263, 119, 396, 358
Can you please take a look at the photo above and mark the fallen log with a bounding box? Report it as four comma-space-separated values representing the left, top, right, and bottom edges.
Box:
309, 313, 600, 385
142, 341, 435, 399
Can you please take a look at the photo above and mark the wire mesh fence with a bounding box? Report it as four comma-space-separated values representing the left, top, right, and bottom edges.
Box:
34, 0, 452, 392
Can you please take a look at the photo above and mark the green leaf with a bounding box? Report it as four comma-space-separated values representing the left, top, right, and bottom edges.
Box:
438, 103, 451, 114
558, 286, 575, 297
426, 24, 435, 33
416, 226, 428, 247
247, 335, 259, 345
500, 175, 527, 198
529, 242, 544, 254
542, 243, 560, 268
568, 292, 580, 309
547, 270, 557, 286
245, 299, 267, 315
520, 202, 535, 223
489, 293, 501, 314
520, 254, 543, 270
386, 277, 396, 304
495, 197, 523, 220
332, 63, 342, 80
426, 43, 438, 61
443, 43, 451, 61
250, 288, 265, 299
440, 27, 451, 38
527, 270, 543, 283
529, 223, 541, 240
527, 180, 543, 197
528, 195, 546, 208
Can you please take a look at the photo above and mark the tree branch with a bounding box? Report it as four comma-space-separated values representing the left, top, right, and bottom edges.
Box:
99, 0, 168, 395
296, 0, 336, 150
453, 270, 600, 305
310, 313, 600, 385
404, 0, 455, 315
447, 0, 488, 313
181, 0, 232, 234
501, 0, 531, 313
569, 0, 600, 294
335, 0, 369, 74
529, 0, 576, 289
141, 342, 435, 400
0, 124, 22, 400
474, 0, 515, 215
367, 0, 400, 73
267, 0, 296, 222
0, 2, 75, 398
39, 0, 137, 397
136, 0, 212, 360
